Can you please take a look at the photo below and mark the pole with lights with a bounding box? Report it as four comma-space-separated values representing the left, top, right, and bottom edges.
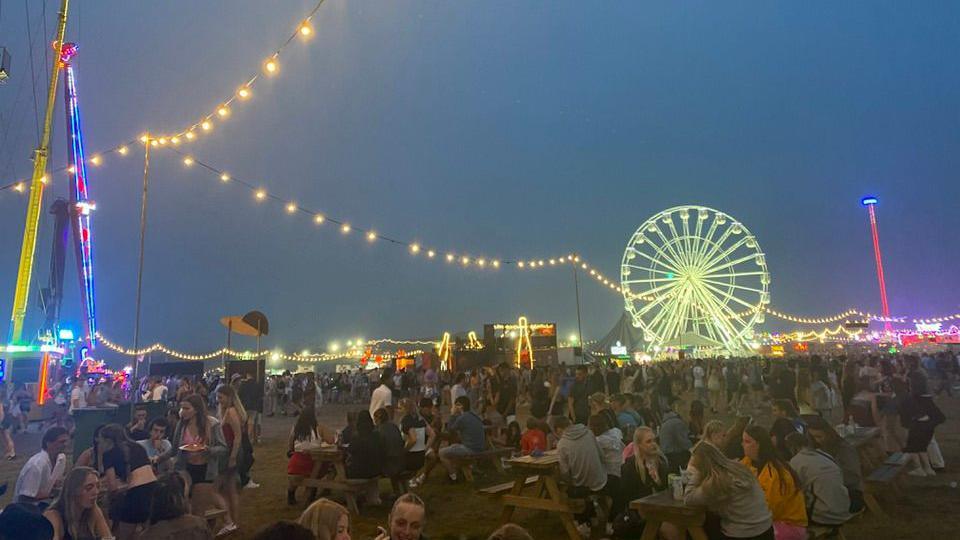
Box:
860, 196, 892, 332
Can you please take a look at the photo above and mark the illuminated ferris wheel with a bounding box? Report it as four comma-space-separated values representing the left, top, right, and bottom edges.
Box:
620, 206, 770, 353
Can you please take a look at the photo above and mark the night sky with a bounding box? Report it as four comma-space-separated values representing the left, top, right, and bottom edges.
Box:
1, 1, 958, 358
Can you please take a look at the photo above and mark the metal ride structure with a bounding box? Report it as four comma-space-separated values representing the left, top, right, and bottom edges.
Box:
620, 205, 770, 354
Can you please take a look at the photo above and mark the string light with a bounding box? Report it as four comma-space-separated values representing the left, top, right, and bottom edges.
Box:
89, 155, 102, 166
220, 173, 230, 182
314, 214, 325, 224
201, 121, 212, 131
367, 231, 377, 241
217, 105, 230, 118
341, 223, 350, 233
171, 136, 180, 145
183, 156, 194, 166
264, 57, 279, 75
410, 243, 420, 254
118, 146, 128, 155
255, 190, 266, 200
299, 22, 313, 37
237, 86, 251, 100
286, 202, 297, 213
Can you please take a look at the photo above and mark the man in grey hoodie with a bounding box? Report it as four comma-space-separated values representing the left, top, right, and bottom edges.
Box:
786, 432, 851, 529
553, 416, 607, 529
657, 399, 692, 472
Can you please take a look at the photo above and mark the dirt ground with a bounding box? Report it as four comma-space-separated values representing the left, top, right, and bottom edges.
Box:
1, 392, 957, 539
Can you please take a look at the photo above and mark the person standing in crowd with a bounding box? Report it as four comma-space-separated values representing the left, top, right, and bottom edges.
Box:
568, 366, 590, 425
140, 472, 212, 540
373, 493, 426, 540
588, 393, 620, 434
399, 398, 435, 489
42, 466, 111, 540
13, 426, 68, 504
553, 416, 607, 536
160, 394, 230, 531
216, 384, 247, 534
684, 442, 774, 540
784, 432, 851, 534
804, 416, 864, 513
449, 373, 468, 414
707, 364, 723, 413
239, 373, 263, 445
769, 399, 806, 461
96, 423, 159, 539
657, 398, 692, 472
139, 417, 174, 474
688, 400, 706, 442
610, 394, 640, 443
298, 498, 351, 540
692, 360, 707, 404
495, 364, 519, 423
370, 372, 394, 419
0, 388, 16, 460
740, 426, 807, 540
809, 369, 835, 420
438, 396, 486, 483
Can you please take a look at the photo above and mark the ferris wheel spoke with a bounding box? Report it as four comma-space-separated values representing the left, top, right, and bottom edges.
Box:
701, 271, 766, 279
699, 252, 760, 276
700, 278, 766, 295
628, 247, 682, 275
647, 290, 684, 341
698, 280, 760, 312
694, 217, 720, 262
692, 284, 744, 345
632, 292, 676, 319
681, 217, 694, 266
689, 285, 736, 344
700, 235, 752, 273
697, 223, 738, 270
646, 225, 688, 271
663, 218, 690, 268
626, 279, 682, 299
624, 263, 679, 276
621, 277, 680, 284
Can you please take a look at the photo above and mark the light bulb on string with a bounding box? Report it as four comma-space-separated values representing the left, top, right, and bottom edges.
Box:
171, 136, 180, 145
264, 57, 279, 75
410, 243, 420, 254
286, 202, 297, 213
183, 157, 194, 166
158, 137, 167, 145
217, 106, 230, 118
427, 250, 436, 258
89, 155, 102, 166
341, 224, 350, 234
237, 86, 251, 100
201, 121, 212, 131
299, 21, 313, 37
185, 132, 196, 141
220, 173, 230, 182
118, 146, 128, 155
255, 190, 267, 200
367, 231, 377, 242
314, 214, 325, 224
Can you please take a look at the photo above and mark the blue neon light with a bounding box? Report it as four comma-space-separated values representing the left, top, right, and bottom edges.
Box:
861, 196, 878, 206
58, 328, 75, 341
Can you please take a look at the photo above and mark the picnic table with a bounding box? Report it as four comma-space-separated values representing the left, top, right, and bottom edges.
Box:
630, 490, 708, 540
498, 450, 584, 540
843, 427, 884, 469
303, 444, 374, 514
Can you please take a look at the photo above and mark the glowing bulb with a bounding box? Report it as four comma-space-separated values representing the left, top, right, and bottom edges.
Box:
185, 131, 196, 140
158, 137, 167, 145
461, 256, 470, 265
446, 254, 455, 262
518, 261, 525, 268
581, 263, 587, 269
299, 22, 313, 37
286, 202, 297, 213
427, 250, 436, 258
341, 223, 350, 233
183, 157, 194, 166
14, 182, 25, 192
217, 105, 230, 117
329, 342, 340, 352
201, 121, 212, 131
150, 139, 159, 146
67, 165, 76, 174
139, 134, 149, 143
237, 87, 251, 99
549, 259, 556, 265
39, 175, 48, 184
477, 258, 486, 267
314, 214, 325, 224
492, 260, 500, 268
90, 155, 102, 166
538, 260, 544, 266
410, 243, 420, 254
170, 136, 180, 145
220, 173, 230, 182
255, 190, 266, 200
367, 231, 377, 241
118, 146, 128, 155
264, 58, 278, 74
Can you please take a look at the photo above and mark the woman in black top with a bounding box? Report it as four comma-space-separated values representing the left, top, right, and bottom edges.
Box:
347, 411, 384, 505
97, 423, 158, 538
615, 426, 672, 538
373, 407, 406, 493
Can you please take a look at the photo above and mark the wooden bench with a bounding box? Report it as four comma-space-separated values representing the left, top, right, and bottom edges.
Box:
863, 461, 908, 518
479, 475, 539, 495
203, 508, 227, 529
449, 447, 514, 482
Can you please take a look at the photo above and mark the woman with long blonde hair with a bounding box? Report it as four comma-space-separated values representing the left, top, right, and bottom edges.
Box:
615, 427, 680, 539
298, 498, 351, 540
43, 466, 111, 540
216, 384, 247, 536
684, 442, 773, 539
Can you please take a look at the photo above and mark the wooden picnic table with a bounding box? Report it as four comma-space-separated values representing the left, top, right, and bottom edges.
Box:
499, 450, 582, 540
631, 490, 708, 540
843, 427, 884, 470
303, 444, 372, 515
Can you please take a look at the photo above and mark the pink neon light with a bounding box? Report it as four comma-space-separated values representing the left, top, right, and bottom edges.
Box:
867, 205, 892, 331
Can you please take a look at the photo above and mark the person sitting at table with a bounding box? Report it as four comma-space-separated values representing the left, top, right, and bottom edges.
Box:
804, 416, 864, 514
13, 426, 69, 505
614, 426, 680, 539
140, 472, 212, 540
723, 416, 751, 460
784, 432, 851, 534
373, 492, 426, 540
96, 423, 159, 539
589, 392, 620, 433
702, 420, 727, 448
487, 523, 533, 540
398, 398, 436, 489
128, 406, 151, 441
589, 413, 625, 518
42, 466, 111, 540
139, 418, 174, 474
520, 417, 547, 456
374, 407, 407, 495
770, 400, 806, 461
298, 498, 351, 540
684, 442, 774, 540
553, 416, 607, 534
251, 521, 315, 540
346, 411, 384, 506
740, 425, 807, 540
438, 396, 486, 483
286, 406, 335, 505
0, 502, 55, 540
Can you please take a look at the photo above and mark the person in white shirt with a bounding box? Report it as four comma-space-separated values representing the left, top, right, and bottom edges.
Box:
692, 361, 706, 402
369, 373, 394, 418
449, 373, 468, 414
14, 426, 70, 504
142, 378, 168, 402
69, 381, 87, 414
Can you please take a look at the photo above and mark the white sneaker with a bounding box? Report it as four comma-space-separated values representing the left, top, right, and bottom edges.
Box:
216, 523, 238, 536
908, 468, 928, 477
244, 481, 260, 489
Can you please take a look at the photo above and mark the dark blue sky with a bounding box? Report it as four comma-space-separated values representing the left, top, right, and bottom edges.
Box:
1, 1, 958, 355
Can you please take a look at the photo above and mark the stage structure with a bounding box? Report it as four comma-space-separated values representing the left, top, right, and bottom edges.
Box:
620, 205, 770, 354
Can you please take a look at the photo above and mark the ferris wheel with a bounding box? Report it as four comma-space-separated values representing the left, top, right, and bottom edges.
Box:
620, 205, 770, 353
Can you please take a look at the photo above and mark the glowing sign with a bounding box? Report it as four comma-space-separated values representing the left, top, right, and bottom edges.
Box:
610, 340, 628, 356
58, 328, 76, 341
915, 322, 942, 333
861, 196, 878, 206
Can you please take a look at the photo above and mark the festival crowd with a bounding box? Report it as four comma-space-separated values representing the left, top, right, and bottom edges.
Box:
0, 350, 954, 539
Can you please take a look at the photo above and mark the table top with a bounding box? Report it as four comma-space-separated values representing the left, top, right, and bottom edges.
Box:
307, 444, 344, 458
506, 450, 559, 470
843, 427, 880, 447
630, 490, 706, 518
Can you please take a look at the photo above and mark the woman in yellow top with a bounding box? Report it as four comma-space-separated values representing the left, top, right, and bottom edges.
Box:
741, 425, 808, 540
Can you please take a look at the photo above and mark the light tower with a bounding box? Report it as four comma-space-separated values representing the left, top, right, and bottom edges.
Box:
861, 196, 892, 332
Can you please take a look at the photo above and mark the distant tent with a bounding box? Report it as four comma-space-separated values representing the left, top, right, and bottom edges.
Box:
591, 311, 646, 355
661, 331, 722, 349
